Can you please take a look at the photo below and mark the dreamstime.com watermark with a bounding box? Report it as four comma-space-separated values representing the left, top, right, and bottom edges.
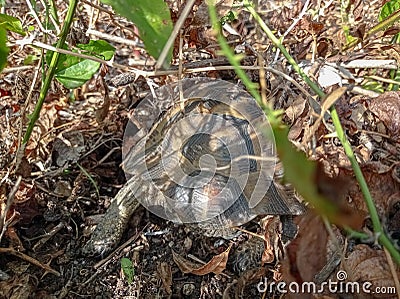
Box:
257, 270, 397, 295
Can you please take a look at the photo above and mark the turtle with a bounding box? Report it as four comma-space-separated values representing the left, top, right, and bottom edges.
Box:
82, 78, 304, 257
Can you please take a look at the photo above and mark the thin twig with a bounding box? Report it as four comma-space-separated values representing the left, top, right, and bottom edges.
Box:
383, 247, 400, 299
16, 38, 142, 73
0, 247, 60, 276
15, 57, 42, 170
178, 29, 184, 109
2, 66, 35, 73
0, 176, 21, 243
24, 0, 56, 36
337, 59, 397, 70
33, 222, 66, 251
81, 0, 113, 15
15, 37, 397, 101
274, 0, 310, 62
366, 75, 400, 85
155, 0, 196, 69
86, 28, 140, 47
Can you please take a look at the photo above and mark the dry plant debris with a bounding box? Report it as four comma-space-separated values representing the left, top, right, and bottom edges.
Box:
0, 0, 400, 298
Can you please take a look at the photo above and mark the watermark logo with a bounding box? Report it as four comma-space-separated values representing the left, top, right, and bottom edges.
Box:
257, 270, 397, 296
122, 78, 276, 225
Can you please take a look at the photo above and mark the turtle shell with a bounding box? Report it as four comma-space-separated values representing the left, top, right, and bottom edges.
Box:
122, 78, 302, 237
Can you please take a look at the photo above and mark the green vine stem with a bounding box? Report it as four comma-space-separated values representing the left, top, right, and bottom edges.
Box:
21, 0, 78, 147
345, 8, 400, 50
210, 0, 400, 263
208, 2, 342, 219
367, 8, 400, 38
245, 0, 400, 264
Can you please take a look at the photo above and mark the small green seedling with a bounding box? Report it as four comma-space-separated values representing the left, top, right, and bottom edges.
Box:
120, 257, 135, 284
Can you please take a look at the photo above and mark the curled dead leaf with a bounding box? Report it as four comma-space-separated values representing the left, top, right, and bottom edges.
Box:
261, 216, 281, 264
342, 244, 400, 299
172, 244, 232, 275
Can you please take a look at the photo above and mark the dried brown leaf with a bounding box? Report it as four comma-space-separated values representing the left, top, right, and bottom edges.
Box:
156, 262, 172, 294
350, 24, 367, 39
343, 244, 400, 298
322, 87, 348, 116
352, 0, 364, 21
369, 92, 400, 138
317, 39, 332, 57
95, 77, 110, 123
172, 244, 232, 275
261, 216, 280, 264
345, 168, 400, 217
52, 131, 85, 167
383, 27, 400, 37
282, 212, 328, 284
0, 274, 37, 299
14, 181, 35, 203
26, 101, 59, 156
288, 118, 305, 140
303, 87, 347, 147
5, 227, 24, 250
15, 156, 32, 178
386, 193, 400, 247
299, 15, 324, 35
315, 163, 365, 230
172, 250, 201, 273
285, 97, 306, 123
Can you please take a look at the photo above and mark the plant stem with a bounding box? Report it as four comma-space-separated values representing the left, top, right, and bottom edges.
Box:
367, 8, 400, 37
210, 0, 342, 216
243, 0, 400, 264
22, 0, 78, 146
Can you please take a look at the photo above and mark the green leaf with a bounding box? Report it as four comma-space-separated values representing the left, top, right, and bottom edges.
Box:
45, 40, 115, 89
78, 40, 115, 60
389, 69, 400, 91
362, 79, 384, 93
0, 13, 26, 35
24, 54, 39, 65
55, 58, 102, 89
379, 0, 400, 21
220, 11, 236, 25
120, 257, 135, 284
0, 27, 9, 71
272, 124, 339, 220
100, 0, 173, 64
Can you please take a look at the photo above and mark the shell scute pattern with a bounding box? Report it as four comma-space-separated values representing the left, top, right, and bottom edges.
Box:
82, 78, 304, 256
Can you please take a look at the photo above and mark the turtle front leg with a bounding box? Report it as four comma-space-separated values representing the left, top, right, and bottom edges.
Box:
81, 181, 140, 257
